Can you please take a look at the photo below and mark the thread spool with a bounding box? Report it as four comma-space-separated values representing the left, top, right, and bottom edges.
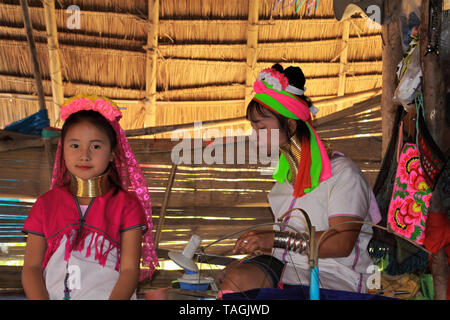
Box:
168, 235, 202, 272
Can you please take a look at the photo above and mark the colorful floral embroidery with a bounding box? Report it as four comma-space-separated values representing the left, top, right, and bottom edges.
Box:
387, 143, 431, 244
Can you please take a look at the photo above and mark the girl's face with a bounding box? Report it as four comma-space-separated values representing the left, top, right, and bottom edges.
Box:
63, 121, 114, 180
248, 108, 290, 150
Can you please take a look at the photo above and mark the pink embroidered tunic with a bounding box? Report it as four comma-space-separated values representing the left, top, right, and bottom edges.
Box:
22, 185, 146, 299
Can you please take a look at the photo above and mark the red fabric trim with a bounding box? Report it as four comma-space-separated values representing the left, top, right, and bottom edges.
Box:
42, 225, 120, 271
424, 212, 450, 300
424, 212, 450, 259
293, 136, 311, 198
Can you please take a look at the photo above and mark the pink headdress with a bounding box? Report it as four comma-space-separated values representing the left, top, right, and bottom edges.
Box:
52, 94, 158, 280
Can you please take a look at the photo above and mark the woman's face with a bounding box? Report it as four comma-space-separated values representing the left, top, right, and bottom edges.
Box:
248, 108, 290, 150
63, 121, 114, 180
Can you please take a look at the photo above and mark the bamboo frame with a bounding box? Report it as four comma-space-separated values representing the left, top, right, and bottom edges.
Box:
154, 164, 177, 249
337, 19, 350, 96
19, 0, 45, 112
43, 0, 63, 127
144, 0, 159, 128
245, 0, 259, 107
20, 0, 54, 181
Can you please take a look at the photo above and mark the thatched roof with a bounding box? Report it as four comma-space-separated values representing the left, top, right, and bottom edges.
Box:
0, 0, 382, 136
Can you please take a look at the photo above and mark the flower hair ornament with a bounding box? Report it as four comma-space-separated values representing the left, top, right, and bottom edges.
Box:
52, 94, 158, 280
257, 68, 318, 116
253, 69, 332, 198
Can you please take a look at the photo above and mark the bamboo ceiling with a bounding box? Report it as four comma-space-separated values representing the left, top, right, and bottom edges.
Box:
0, 0, 382, 136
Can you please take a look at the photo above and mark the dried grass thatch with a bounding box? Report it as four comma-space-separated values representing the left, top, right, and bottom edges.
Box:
0, 0, 381, 131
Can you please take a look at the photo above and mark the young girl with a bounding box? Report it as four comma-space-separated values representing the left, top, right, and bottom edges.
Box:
21, 95, 158, 300
218, 64, 381, 296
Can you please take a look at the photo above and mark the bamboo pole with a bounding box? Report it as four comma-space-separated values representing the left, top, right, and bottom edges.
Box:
380, 0, 403, 157
20, 0, 45, 112
43, 0, 64, 127
245, 0, 259, 108
144, 0, 159, 128
337, 19, 350, 96
125, 116, 247, 137
313, 88, 382, 105
154, 164, 177, 250
20, 0, 54, 179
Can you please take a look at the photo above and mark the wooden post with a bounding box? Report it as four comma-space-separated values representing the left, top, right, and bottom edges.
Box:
420, 0, 447, 146
20, 0, 46, 112
154, 164, 177, 250
43, 0, 64, 127
245, 0, 259, 108
20, 0, 54, 179
381, 0, 403, 157
419, 0, 449, 301
337, 19, 350, 97
145, 0, 159, 128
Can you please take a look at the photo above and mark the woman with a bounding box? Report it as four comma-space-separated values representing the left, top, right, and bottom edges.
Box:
217, 64, 381, 297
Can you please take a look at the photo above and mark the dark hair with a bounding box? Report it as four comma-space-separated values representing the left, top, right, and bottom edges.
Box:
61, 110, 117, 150
61, 110, 120, 190
246, 64, 311, 142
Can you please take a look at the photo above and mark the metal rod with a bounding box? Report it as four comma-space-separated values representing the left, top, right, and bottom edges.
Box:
154, 164, 177, 249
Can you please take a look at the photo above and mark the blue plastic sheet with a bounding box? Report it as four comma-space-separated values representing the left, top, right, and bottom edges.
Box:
4, 109, 49, 136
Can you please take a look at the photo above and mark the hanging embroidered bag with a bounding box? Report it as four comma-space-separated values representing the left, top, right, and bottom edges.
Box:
387, 143, 432, 245
415, 94, 446, 190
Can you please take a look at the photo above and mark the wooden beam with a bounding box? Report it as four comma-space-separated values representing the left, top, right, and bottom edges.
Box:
313, 88, 382, 106
313, 95, 381, 127
144, 0, 159, 128
125, 116, 247, 137
381, 0, 403, 157
43, 0, 64, 127
245, 0, 259, 108
19, 0, 46, 112
20, 0, 54, 180
338, 20, 350, 96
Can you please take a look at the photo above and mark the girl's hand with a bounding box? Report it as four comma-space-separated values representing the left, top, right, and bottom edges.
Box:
233, 230, 274, 255
22, 233, 49, 300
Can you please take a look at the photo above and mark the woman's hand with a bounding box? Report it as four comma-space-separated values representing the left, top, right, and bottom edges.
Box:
232, 230, 274, 255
